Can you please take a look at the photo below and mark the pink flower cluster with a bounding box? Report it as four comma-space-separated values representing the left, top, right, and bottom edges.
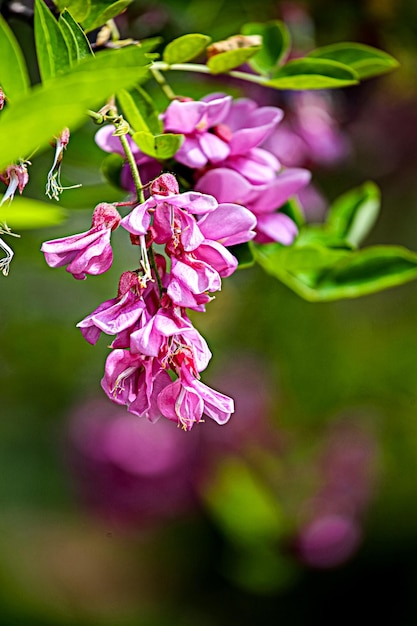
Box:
96, 93, 312, 245
163, 94, 311, 244
41, 174, 256, 430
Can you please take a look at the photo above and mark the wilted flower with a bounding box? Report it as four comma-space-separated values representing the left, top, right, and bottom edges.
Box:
0, 162, 29, 206
41, 202, 121, 279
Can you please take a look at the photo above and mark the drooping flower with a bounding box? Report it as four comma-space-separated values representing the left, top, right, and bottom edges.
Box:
77, 271, 146, 344
157, 363, 234, 431
41, 202, 121, 279
101, 349, 171, 421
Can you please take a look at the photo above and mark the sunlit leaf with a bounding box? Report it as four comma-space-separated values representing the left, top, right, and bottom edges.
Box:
207, 46, 261, 74
266, 58, 358, 89
117, 89, 152, 134
52, 0, 91, 23
326, 181, 380, 247
0, 15, 30, 101
59, 9, 93, 61
252, 242, 417, 301
0, 46, 150, 171
163, 34, 211, 64
82, 0, 133, 32
34, 0, 71, 80
0, 196, 67, 229
308, 42, 399, 79
132, 131, 183, 159
241, 20, 291, 74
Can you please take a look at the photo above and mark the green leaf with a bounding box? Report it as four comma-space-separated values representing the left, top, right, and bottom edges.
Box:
34, 0, 72, 81
163, 34, 211, 64
0, 46, 151, 171
207, 46, 262, 74
59, 10, 93, 61
308, 42, 399, 80
295, 225, 354, 250
132, 131, 183, 159
117, 89, 152, 134
0, 196, 67, 229
129, 86, 162, 135
252, 241, 417, 301
0, 15, 30, 101
53, 0, 91, 23
326, 181, 380, 247
241, 20, 291, 75
266, 58, 358, 90
81, 0, 133, 32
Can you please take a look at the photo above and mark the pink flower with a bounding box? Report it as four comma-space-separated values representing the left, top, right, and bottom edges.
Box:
130, 306, 212, 373
157, 364, 234, 430
77, 271, 145, 344
162, 94, 232, 168
41, 202, 121, 279
196, 167, 310, 244
101, 349, 171, 421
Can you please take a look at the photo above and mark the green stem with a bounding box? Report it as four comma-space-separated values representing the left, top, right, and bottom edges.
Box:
119, 132, 144, 203
153, 61, 269, 86
87, 109, 104, 124
150, 67, 177, 101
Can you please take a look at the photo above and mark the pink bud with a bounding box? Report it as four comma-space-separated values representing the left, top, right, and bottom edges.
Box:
92, 203, 121, 231
151, 173, 179, 197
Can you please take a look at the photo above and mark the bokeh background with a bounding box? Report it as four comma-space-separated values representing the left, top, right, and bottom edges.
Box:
2, 0, 417, 623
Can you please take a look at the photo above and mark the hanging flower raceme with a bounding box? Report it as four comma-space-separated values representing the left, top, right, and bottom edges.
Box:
54, 171, 256, 430
41, 202, 121, 279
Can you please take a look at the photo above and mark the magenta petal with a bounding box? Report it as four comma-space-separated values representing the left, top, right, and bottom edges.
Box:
249, 168, 311, 215
202, 94, 232, 126
175, 137, 208, 168
120, 199, 153, 235
196, 168, 252, 205
192, 378, 234, 424
255, 212, 298, 244
198, 203, 256, 246
194, 241, 238, 278
226, 148, 279, 184
171, 258, 221, 294
167, 191, 218, 214
199, 133, 230, 164
163, 100, 206, 134
66, 233, 113, 279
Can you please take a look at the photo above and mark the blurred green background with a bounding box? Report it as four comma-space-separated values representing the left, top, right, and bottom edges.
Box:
2, 0, 417, 623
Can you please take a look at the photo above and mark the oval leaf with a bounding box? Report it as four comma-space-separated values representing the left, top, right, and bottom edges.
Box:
241, 20, 291, 75
266, 58, 358, 90
308, 42, 399, 79
163, 34, 212, 65
0, 15, 30, 101
132, 131, 183, 159
207, 46, 261, 74
0, 196, 67, 229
